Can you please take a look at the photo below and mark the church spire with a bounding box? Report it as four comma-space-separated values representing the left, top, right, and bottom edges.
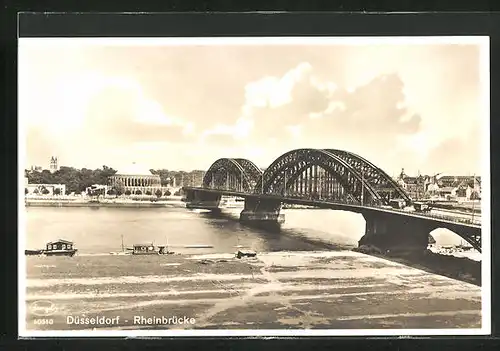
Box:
399, 168, 406, 180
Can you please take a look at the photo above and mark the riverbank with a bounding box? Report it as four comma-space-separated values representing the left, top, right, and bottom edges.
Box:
24, 250, 482, 331
354, 246, 481, 286
25, 197, 185, 208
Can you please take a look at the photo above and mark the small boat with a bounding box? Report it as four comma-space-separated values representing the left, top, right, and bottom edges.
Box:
235, 249, 257, 259
42, 239, 78, 257
158, 245, 175, 255
110, 235, 131, 255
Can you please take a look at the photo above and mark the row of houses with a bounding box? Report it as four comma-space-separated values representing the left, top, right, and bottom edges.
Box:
396, 169, 481, 201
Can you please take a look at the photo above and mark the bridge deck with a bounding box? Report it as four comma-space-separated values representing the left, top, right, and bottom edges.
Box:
183, 187, 481, 229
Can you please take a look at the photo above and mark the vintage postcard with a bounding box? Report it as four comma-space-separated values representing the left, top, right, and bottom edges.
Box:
18, 36, 490, 337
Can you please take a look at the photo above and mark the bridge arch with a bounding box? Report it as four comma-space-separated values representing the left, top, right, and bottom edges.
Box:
325, 149, 411, 204
203, 158, 263, 193
429, 226, 481, 253
233, 158, 263, 190
255, 148, 409, 206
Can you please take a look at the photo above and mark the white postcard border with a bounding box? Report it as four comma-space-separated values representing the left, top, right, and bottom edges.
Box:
18, 35, 491, 337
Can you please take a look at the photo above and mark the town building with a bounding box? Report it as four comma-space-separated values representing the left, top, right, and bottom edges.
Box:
24, 174, 67, 196
108, 162, 171, 196
396, 169, 481, 201
396, 169, 427, 200
25, 182, 66, 196
434, 174, 481, 200
29, 165, 43, 172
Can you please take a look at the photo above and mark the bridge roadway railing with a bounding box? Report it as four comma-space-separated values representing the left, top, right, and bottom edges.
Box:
194, 186, 481, 227
280, 195, 481, 227
359, 202, 481, 226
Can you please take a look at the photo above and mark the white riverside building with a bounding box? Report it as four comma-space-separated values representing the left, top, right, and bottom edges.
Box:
24, 176, 66, 196
108, 162, 171, 196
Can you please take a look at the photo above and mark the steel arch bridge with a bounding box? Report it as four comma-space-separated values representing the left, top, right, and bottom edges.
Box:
203, 158, 263, 193
202, 149, 410, 206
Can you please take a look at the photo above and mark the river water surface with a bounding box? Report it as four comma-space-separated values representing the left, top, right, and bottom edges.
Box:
25, 207, 368, 255
25, 206, 469, 254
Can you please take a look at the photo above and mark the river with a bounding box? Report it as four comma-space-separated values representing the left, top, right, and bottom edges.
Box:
24, 206, 471, 255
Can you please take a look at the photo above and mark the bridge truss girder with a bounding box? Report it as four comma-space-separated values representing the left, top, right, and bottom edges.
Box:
202, 149, 410, 207
325, 149, 411, 204
255, 149, 408, 206
254, 149, 379, 205
202, 158, 263, 193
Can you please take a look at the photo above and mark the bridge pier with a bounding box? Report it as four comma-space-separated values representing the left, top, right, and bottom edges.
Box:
240, 197, 284, 231
184, 189, 221, 211
359, 212, 432, 253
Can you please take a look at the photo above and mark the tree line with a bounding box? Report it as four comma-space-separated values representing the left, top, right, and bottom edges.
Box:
26, 166, 205, 195
26, 166, 118, 195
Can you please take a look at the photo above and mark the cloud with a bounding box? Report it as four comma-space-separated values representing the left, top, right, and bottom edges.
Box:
196, 62, 328, 157
201, 117, 253, 143
23, 72, 195, 169
243, 62, 313, 109
81, 45, 252, 133
237, 62, 331, 142
78, 78, 193, 144
209, 68, 431, 175
306, 74, 421, 137
236, 66, 422, 152
196, 65, 426, 173
425, 137, 481, 175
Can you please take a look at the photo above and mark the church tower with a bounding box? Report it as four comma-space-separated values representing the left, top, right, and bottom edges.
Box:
49, 156, 59, 173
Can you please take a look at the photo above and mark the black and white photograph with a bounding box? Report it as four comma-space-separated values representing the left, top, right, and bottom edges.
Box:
18, 36, 490, 336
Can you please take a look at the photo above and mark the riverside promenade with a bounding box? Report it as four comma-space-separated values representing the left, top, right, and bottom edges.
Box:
24, 196, 185, 208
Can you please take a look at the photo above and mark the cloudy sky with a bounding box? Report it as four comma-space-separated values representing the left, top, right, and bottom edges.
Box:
19, 38, 488, 176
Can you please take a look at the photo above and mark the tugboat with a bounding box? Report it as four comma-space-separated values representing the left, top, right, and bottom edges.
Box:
42, 239, 78, 257
130, 237, 174, 255
130, 244, 174, 255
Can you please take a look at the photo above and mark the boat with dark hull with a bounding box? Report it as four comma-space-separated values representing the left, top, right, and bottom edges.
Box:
25, 249, 43, 256
235, 249, 257, 259
129, 243, 174, 255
